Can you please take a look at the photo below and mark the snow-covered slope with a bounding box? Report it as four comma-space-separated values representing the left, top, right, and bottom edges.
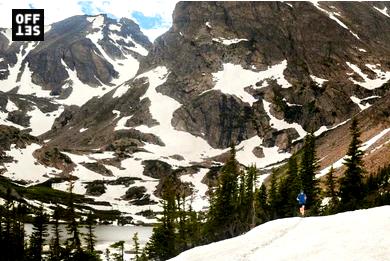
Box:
170, 206, 390, 261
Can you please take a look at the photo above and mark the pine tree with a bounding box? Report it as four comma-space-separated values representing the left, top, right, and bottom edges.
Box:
85, 211, 97, 254
49, 206, 63, 261
132, 232, 140, 261
27, 205, 49, 261
339, 118, 365, 211
299, 133, 320, 214
245, 165, 257, 228
268, 169, 279, 220
14, 203, 27, 260
65, 180, 82, 254
145, 174, 177, 260
255, 183, 269, 224
206, 145, 240, 240
286, 156, 301, 217
324, 166, 339, 214
110, 240, 125, 261
276, 176, 291, 218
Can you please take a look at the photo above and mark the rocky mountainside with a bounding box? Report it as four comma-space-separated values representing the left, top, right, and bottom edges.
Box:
0, 2, 390, 224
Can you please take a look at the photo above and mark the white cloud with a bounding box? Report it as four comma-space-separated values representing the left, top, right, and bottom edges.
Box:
0, 0, 178, 41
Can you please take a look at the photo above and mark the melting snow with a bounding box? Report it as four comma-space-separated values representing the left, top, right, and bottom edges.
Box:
27, 105, 64, 136
282, 98, 302, 107
6, 99, 18, 112
3, 143, 60, 184
263, 100, 307, 139
202, 60, 291, 106
350, 96, 371, 111
170, 206, 390, 261
112, 84, 129, 98
236, 136, 291, 168
206, 22, 212, 28
313, 2, 360, 40
358, 48, 367, 52
86, 16, 140, 86
346, 62, 390, 90
79, 127, 88, 133
180, 168, 209, 212
318, 127, 390, 177
134, 67, 226, 163
374, 6, 390, 18
310, 75, 328, 87
212, 37, 248, 45
108, 32, 149, 56
114, 115, 133, 131
108, 24, 121, 31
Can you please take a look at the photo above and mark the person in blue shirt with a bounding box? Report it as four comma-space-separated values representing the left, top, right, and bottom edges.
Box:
297, 190, 307, 216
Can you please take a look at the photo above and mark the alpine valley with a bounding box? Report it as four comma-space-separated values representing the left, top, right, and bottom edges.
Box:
0, 1, 390, 225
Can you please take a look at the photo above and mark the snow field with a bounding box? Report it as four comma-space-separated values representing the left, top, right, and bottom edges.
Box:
3, 143, 61, 184
170, 206, 390, 261
202, 60, 291, 106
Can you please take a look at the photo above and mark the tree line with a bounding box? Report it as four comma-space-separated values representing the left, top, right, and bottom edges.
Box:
145, 118, 390, 260
0, 180, 142, 261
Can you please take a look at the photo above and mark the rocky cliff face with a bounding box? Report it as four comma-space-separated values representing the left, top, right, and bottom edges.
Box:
0, 2, 390, 224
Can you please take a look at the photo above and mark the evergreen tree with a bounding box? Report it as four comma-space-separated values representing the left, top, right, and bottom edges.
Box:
145, 174, 177, 260
339, 118, 365, 211
299, 133, 320, 214
324, 166, 339, 214
286, 156, 301, 217
49, 206, 63, 261
132, 232, 140, 261
185, 205, 202, 248
110, 241, 125, 261
14, 203, 27, 260
255, 183, 269, 224
268, 169, 279, 220
206, 145, 240, 240
85, 211, 97, 254
65, 180, 82, 255
27, 206, 49, 261
245, 165, 257, 228
276, 176, 291, 218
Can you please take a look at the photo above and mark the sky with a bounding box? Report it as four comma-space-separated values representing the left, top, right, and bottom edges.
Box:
0, 0, 178, 41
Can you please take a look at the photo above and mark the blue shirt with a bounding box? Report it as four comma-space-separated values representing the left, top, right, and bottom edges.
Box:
297, 192, 307, 205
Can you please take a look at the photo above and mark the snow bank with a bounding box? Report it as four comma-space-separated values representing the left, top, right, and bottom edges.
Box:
313, 2, 360, 40
263, 100, 306, 139
374, 6, 390, 18
346, 62, 390, 90
310, 75, 328, 87
27, 105, 64, 136
350, 96, 371, 111
3, 143, 60, 184
212, 37, 248, 45
202, 60, 291, 106
170, 206, 390, 261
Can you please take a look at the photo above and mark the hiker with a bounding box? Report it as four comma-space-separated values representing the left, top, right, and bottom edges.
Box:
296, 190, 307, 216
